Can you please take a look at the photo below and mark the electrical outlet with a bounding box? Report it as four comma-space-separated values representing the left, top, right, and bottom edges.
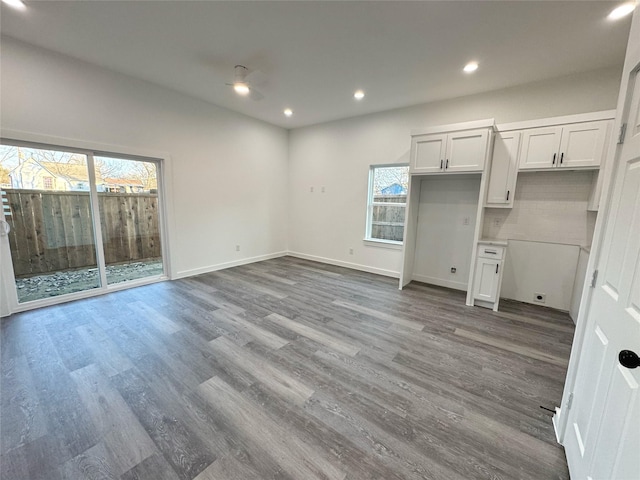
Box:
534, 293, 546, 304
235, 245, 240, 252
451, 267, 457, 273
349, 248, 354, 255
321, 186, 326, 193
493, 217, 502, 228
462, 217, 470, 226
310, 186, 314, 193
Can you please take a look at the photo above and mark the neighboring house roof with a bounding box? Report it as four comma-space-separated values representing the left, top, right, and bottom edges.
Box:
9, 157, 103, 184
380, 183, 407, 195
40, 161, 103, 184
103, 177, 144, 187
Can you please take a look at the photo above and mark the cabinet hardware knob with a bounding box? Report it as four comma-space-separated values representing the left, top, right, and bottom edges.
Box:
495, 264, 499, 274
553, 153, 556, 165
506, 190, 510, 201
440, 160, 443, 169
560, 152, 564, 164
446, 159, 449, 169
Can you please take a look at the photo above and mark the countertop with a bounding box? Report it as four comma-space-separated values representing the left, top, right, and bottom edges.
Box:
478, 239, 509, 247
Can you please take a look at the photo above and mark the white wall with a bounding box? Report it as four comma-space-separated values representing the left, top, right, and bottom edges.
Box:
569, 247, 590, 322
413, 175, 480, 290
501, 240, 580, 311
0, 37, 289, 281
288, 67, 620, 276
483, 170, 597, 246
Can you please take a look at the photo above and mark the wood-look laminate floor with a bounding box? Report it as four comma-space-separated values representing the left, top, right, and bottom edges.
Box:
1, 256, 574, 480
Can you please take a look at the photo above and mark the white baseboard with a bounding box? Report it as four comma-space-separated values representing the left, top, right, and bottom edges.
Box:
287, 251, 399, 278
175, 250, 400, 281
174, 251, 288, 279
552, 407, 563, 444
411, 273, 467, 291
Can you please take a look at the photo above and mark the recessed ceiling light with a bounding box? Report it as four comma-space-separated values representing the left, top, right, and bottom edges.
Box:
608, 2, 636, 20
463, 62, 479, 73
354, 90, 365, 100
2, 0, 26, 10
284, 108, 293, 117
233, 82, 250, 95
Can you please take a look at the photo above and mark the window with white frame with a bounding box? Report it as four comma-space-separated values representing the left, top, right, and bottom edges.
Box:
366, 164, 409, 243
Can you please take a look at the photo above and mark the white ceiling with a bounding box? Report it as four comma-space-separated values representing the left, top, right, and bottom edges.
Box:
0, 1, 632, 129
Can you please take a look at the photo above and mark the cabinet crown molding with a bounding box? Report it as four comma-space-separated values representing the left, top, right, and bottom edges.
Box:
496, 110, 616, 133
411, 118, 495, 137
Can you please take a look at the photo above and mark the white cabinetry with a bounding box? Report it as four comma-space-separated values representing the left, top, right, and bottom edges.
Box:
411, 133, 446, 173
411, 128, 490, 174
519, 120, 611, 170
486, 132, 520, 207
401, 119, 495, 297
472, 244, 506, 311
519, 127, 562, 169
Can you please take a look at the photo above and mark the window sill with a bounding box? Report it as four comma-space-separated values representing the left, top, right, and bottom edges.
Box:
363, 238, 403, 250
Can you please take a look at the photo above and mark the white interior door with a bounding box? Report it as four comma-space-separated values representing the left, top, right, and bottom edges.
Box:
562, 29, 640, 479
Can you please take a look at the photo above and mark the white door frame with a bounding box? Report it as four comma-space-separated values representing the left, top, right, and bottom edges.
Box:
553, 9, 640, 444
0, 129, 177, 316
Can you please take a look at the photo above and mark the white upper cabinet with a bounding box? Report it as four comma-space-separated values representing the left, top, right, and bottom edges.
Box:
486, 131, 521, 207
519, 127, 562, 169
518, 120, 611, 170
445, 129, 490, 172
411, 133, 447, 173
410, 127, 491, 174
559, 121, 610, 168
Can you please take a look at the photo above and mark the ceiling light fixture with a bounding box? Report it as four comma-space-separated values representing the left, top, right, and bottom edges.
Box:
463, 62, 479, 73
354, 90, 365, 100
2, 0, 26, 10
284, 108, 293, 117
608, 2, 636, 20
233, 82, 250, 95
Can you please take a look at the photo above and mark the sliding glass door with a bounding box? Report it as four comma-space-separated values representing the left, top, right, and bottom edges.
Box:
0, 142, 166, 308
94, 155, 163, 285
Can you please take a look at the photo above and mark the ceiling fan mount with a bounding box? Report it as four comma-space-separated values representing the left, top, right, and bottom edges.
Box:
226, 64, 264, 101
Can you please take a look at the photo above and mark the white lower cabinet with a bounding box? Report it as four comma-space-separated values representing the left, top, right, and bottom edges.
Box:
473, 244, 506, 311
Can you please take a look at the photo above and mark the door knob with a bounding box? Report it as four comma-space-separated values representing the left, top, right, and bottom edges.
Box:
619, 350, 640, 369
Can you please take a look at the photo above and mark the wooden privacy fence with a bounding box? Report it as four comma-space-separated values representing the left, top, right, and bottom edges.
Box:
371, 194, 406, 242
4, 189, 161, 277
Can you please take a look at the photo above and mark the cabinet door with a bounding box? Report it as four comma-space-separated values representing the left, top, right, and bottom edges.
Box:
486, 132, 520, 207
518, 126, 562, 170
411, 134, 446, 173
445, 129, 489, 172
558, 120, 610, 168
473, 258, 500, 303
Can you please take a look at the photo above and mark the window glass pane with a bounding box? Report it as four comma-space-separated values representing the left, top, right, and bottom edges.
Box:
368, 165, 408, 242
371, 204, 406, 242
94, 156, 163, 285
0, 144, 100, 303
372, 166, 408, 201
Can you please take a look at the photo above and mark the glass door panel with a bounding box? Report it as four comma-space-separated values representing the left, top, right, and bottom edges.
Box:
0, 144, 100, 303
93, 156, 163, 285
